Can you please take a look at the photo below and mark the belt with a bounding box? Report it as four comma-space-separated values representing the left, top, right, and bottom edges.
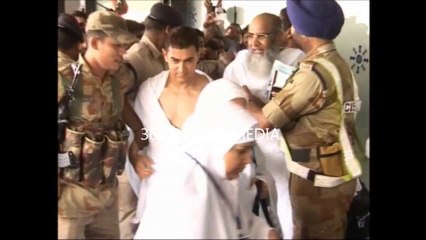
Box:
289, 148, 317, 163
289, 147, 321, 182
286, 146, 350, 188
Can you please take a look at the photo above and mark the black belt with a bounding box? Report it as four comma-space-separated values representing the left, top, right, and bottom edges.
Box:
289, 148, 316, 163
289, 148, 320, 182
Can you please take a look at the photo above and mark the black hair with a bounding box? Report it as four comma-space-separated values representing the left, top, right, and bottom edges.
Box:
58, 27, 83, 50
165, 26, 200, 52
280, 8, 292, 31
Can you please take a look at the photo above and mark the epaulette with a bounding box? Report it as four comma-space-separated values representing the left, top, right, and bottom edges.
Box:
299, 60, 329, 99
299, 61, 316, 71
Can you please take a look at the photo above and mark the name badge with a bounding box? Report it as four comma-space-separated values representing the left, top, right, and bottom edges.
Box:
343, 100, 361, 113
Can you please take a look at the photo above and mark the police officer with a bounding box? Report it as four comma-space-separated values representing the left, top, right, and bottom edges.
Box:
244, 0, 360, 238
58, 13, 84, 63
57, 11, 143, 239
125, 2, 183, 101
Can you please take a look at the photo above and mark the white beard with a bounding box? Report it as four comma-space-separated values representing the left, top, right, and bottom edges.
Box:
245, 50, 278, 78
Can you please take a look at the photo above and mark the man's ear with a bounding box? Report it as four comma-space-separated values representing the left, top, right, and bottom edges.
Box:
88, 36, 100, 50
162, 48, 168, 63
165, 25, 172, 35
284, 28, 292, 39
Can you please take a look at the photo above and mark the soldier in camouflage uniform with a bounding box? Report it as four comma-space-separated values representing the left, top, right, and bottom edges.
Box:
244, 0, 359, 238
57, 11, 142, 239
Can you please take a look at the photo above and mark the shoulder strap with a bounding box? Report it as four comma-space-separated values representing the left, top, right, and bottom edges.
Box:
310, 58, 363, 178
59, 63, 83, 117
68, 63, 83, 100
110, 74, 124, 120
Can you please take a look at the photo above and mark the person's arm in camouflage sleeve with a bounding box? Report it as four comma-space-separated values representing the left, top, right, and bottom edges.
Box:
245, 69, 326, 130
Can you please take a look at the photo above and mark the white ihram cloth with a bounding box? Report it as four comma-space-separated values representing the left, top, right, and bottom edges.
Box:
277, 47, 305, 68
224, 49, 294, 238
132, 77, 254, 238
129, 70, 211, 235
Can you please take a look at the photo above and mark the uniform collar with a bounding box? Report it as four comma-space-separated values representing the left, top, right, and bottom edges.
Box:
77, 53, 110, 80
142, 35, 162, 59
58, 50, 76, 71
303, 42, 336, 61
58, 50, 74, 62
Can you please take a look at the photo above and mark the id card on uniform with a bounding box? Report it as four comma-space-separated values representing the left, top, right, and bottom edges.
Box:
267, 60, 297, 99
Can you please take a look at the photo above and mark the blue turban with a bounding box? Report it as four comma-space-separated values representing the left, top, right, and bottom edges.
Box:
287, 0, 344, 40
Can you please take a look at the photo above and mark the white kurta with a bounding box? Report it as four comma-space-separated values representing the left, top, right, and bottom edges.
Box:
224, 49, 298, 239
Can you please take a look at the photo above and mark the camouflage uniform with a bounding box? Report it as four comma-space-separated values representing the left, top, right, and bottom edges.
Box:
58, 53, 134, 239
262, 43, 357, 239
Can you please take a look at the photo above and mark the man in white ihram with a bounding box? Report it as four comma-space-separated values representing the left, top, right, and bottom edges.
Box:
224, 12, 304, 239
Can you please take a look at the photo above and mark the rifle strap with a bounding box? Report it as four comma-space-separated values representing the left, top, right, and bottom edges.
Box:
60, 63, 83, 117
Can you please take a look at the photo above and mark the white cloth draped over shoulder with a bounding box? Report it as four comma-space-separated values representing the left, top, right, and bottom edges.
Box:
129, 70, 212, 224
224, 49, 295, 239
277, 47, 305, 68
130, 77, 268, 239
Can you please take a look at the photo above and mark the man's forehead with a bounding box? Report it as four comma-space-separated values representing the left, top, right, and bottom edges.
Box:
167, 46, 197, 55
249, 18, 272, 33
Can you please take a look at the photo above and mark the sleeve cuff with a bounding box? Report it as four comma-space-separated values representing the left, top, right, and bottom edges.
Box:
262, 99, 291, 128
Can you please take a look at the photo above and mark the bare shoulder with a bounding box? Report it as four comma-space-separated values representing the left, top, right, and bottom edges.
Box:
194, 72, 210, 90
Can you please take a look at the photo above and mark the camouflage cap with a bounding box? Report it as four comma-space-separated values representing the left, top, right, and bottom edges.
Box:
86, 10, 138, 44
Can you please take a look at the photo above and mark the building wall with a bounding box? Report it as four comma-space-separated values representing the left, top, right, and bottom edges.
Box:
97, 0, 160, 22
64, 0, 83, 14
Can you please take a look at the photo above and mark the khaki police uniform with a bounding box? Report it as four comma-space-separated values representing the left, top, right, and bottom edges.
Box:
58, 53, 134, 239
125, 35, 168, 101
262, 43, 357, 239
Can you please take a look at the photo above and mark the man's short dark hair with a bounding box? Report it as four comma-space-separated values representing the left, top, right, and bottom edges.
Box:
280, 8, 292, 31
58, 28, 83, 51
165, 26, 200, 52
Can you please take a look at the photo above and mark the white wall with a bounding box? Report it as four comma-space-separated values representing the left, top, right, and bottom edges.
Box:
333, 0, 370, 187
97, 0, 160, 22
64, 0, 83, 14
